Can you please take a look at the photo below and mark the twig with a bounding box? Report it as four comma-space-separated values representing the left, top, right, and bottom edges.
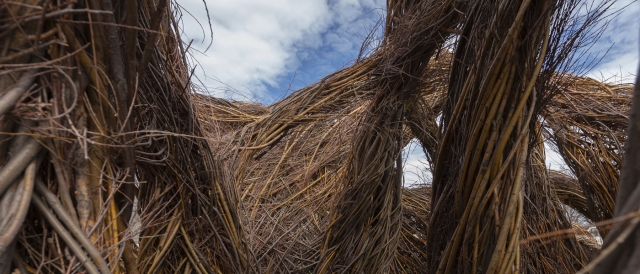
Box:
0, 8, 113, 30
0, 137, 41, 197
0, 69, 37, 117
34, 179, 111, 274
31, 195, 101, 274
0, 40, 57, 64
0, 159, 36, 255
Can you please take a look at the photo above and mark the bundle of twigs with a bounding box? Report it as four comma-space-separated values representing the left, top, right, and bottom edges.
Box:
0, 1, 246, 273
544, 76, 632, 236
393, 185, 431, 273
580, 68, 639, 274
1, 0, 631, 273
193, 52, 452, 272
427, 0, 557, 272
315, 0, 466, 272
520, 128, 591, 273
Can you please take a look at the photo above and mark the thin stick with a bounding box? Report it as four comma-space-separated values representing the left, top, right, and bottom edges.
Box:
0, 137, 41, 196
0, 69, 37, 117
31, 195, 101, 274
0, 159, 35, 255
34, 179, 111, 274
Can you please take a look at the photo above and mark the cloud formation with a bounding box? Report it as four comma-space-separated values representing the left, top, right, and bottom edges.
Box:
178, 0, 384, 102
177, 0, 327, 100
586, 0, 638, 82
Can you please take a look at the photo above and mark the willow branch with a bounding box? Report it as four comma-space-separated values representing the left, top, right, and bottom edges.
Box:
0, 137, 41, 196
34, 179, 111, 274
0, 69, 37, 117
0, 159, 35, 256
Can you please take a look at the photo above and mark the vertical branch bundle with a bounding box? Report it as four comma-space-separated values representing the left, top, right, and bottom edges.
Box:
315, 0, 465, 272
0, 0, 248, 273
520, 126, 590, 273
428, 0, 553, 272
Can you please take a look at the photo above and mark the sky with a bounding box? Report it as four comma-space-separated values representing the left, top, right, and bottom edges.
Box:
176, 0, 638, 186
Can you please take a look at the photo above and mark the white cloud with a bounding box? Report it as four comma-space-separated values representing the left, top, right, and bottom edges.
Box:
177, 0, 331, 100
402, 139, 431, 187
177, 0, 384, 101
177, 0, 635, 100
587, 0, 639, 82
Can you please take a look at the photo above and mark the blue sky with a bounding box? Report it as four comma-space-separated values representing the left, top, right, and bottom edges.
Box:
177, 0, 638, 185
177, 0, 386, 102
584, 0, 639, 81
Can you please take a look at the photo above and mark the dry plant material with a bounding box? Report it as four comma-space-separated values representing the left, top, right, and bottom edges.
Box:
545, 77, 632, 236
428, 0, 556, 272
580, 64, 640, 274
0, 0, 630, 273
315, 0, 465, 272
0, 1, 247, 273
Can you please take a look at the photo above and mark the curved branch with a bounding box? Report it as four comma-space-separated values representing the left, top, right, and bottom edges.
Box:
31, 195, 101, 274
0, 137, 41, 197
34, 179, 111, 274
0, 69, 37, 117
0, 159, 36, 256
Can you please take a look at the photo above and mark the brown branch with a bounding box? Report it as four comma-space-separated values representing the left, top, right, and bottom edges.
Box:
0, 69, 37, 117
34, 179, 111, 274
0, 159, 36, 256
31, 195, 102, 274
0, 137, 41, 197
